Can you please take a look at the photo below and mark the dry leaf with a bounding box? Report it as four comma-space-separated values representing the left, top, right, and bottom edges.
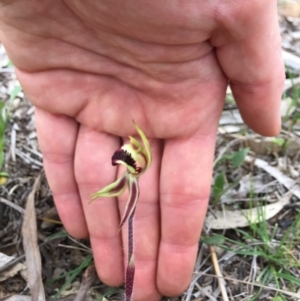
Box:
22, 175, 45, 301
219, 109, 243, 125
245, 156, 300, 199
61, 282, 81, 296
0, 252, 26, 282
0, 252, 14, 268
74, 265, 96, 301
278, 0, 300, 18
220, 174, 272, 204
205, 192, 292, 230
207, 156, 299, 230
218, 125, 242, 134
0, 262, 26, 282
224, 134, 300, 157
282, 49, 300, 73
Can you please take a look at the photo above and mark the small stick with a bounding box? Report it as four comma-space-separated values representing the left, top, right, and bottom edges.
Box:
210, 245, 229, 301
0, 197, 24, 214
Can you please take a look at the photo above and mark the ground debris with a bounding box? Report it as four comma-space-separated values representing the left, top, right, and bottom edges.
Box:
22, 175, 45, 301
1, 8, 300, 301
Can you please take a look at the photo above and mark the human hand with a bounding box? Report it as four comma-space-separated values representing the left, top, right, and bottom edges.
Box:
0, 1, 284, 300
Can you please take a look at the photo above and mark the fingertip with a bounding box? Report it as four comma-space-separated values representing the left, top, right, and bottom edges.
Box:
243, 115, 281, 137
65, 228, 88, 239
35, 109, 90, 239
61, 217, 89, 239
231, 76, 284, 137
52, 192, 89, 238
158, 136, 213, 297
91, 235, 124, 287
157, 243, 197, 297
74, 127, 125, 287
239, 105, 282, 137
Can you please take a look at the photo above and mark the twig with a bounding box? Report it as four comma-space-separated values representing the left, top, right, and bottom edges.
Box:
193, 282, 218, 301
194, 272, 300, 299
67, 235, 92, 251
183, 245, 207, 301
57, 244, 91, 253
0, 236, 76, 275
10, 125, 16, 162
15, 148, 43, 167
214, 138, 241, 167
245, 155, 300, 199
184, 246, 237, 298
22, 145, 43, 159
210, 245, 229, 301
0, 197, 24, 214
38, 217, 62, 225
248, 253, 258, 295
0, 296, 32, 301
0, 67, 15, 73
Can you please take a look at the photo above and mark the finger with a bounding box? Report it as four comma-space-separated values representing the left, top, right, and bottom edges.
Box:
35, 108, 88, 238
158, 133, 216, 296
74, 125, 124, 286
118, 139, 162, 301
214, 1, 285, 136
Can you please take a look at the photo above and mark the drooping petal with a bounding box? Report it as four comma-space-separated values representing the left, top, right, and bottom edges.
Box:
119, 176, 139, 228
90, 173, 128, 201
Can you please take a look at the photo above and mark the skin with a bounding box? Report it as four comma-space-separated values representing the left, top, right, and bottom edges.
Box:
0, 1, 284, 300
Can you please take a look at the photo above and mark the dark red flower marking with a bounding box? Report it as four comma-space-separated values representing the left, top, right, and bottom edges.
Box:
112, 149, 137, 171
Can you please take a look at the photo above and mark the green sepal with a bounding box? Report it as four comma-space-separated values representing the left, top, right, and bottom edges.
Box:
90, 174, 128, 202
133, 121, 152, 173
129, 136, 143, 153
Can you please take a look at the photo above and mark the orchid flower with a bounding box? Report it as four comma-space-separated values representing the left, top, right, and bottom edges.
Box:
90, 121, 151, 301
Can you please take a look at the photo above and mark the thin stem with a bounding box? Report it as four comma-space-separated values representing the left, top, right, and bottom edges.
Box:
125, 213, 135, 301
125, 177, 139, 301
128, 213, 134, 262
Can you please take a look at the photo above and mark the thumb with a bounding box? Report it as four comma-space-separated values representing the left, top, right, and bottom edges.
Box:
212, 0, 285, 136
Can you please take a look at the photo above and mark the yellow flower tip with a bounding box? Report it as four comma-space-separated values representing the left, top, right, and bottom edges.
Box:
132, 122, 152, 171
91, 121, 151, 228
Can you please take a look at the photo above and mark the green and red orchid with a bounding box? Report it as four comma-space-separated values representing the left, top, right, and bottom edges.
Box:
90, 121, 151, 227
90, 121, 151, 301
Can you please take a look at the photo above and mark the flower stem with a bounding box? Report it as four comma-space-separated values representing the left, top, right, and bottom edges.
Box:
125, 212, 135, 301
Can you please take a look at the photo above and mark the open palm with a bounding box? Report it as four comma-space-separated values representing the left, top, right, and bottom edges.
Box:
0, 1, 284, 300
